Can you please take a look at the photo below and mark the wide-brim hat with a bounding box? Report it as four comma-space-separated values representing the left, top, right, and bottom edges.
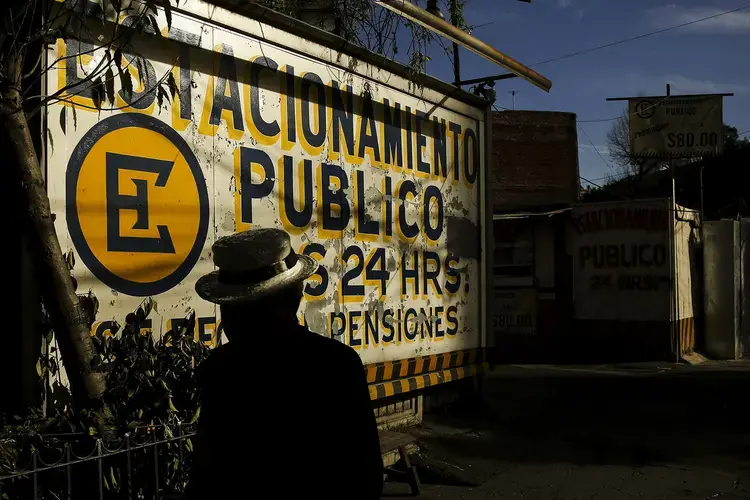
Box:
195, 228, 318, 305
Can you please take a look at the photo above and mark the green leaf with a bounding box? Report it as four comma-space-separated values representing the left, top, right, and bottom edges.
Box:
92, 77, 104, 110
105, 67, 115, 105
109, 468, 118, 490
189, 406, 201, 424
168, 398, 177, 412
120, 65, 133, 99
88, 427, 96, 436
185, 438, 193, 452
164, 5, 172, 33
157, 85, 165, 113
167, 71, 178, 100
113, 48, 123, 71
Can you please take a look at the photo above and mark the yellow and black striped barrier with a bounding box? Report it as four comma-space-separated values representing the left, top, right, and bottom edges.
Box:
677, 316, 697, 355
364, 348, 488, 400
368, 362, 489, 400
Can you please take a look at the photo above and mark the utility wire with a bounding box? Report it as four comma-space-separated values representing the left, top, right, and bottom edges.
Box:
529, 4, 750, 68
578, 125, 612, 170
579, 176, 605, 189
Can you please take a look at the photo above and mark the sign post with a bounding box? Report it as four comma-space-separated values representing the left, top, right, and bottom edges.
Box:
606, 88, 731, 360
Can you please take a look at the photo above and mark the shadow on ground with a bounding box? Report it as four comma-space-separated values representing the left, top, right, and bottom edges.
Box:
409, 365, 750, 487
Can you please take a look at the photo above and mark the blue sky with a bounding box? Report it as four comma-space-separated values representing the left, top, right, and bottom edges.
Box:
411, 0, 750, 186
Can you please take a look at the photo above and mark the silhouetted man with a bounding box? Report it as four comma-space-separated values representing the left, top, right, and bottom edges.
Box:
187, 229, 383, 500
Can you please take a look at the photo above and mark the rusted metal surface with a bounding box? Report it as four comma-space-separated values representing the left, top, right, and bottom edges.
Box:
46, 0, 486, 366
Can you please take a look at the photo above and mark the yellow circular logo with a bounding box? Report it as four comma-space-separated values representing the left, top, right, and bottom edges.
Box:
67, 113, 208, 296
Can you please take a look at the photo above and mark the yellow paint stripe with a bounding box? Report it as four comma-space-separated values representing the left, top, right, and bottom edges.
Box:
399, 379, 410, 394
384, 362, 394, 381
455, 350, 465, 367
384, 383, 395, 398
367, 363, 487, 400
415, 357, 425, 375
363, 348, 483, 384
428, 356, 438, 372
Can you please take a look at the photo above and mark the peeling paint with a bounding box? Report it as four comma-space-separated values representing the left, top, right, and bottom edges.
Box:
47, 2, 485, 366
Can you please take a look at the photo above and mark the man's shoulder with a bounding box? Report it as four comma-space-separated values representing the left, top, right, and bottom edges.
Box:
294, 326, 360, 363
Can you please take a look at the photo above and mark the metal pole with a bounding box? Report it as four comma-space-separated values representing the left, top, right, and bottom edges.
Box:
125, 434, 133, 500
700, 165, 705, 221
97, 440, 103, 500
670, 158, 680, 362
154, 438, 160, 498
32, 448, 38, 500
375, 0, 552, 91
509, 90, 518, 110
65, 443, 72, 500
450, 0, 460, 86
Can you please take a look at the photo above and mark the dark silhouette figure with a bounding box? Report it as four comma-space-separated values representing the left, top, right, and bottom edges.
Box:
187, 229, 383, 500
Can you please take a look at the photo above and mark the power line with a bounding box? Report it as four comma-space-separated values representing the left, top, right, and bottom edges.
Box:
578, 125, 612, 170
737, 128, 750, 137
579, 176, 605, 189
529, 4, 750, 68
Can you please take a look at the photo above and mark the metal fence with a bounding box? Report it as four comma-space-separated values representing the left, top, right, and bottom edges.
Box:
0, 425, 196, 500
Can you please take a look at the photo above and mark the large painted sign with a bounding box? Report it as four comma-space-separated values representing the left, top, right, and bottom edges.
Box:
572, 200, 671, 321
629, 95, 723, 158
46, 3, 484, 365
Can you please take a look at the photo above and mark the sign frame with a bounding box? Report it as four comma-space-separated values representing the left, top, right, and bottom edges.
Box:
606, 91, 731, 159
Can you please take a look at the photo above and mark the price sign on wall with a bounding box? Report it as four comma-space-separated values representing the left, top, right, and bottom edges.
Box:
493, 288, 537, 336
629, 95, 724, 158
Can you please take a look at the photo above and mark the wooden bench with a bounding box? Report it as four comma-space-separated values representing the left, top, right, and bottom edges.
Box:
379, 430, 421, 495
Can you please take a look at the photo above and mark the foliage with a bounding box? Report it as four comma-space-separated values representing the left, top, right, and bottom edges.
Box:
605, 111, 664, 184
1, 0, 179, 121
589, 121, 749, 218
253, 0, 467, 83
0, 303, 209, 499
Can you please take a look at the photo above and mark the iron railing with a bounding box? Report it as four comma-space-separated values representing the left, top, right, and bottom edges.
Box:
0, 424, 196, 500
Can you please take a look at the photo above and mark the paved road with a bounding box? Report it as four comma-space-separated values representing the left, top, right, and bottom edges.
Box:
383, 362, 750, 499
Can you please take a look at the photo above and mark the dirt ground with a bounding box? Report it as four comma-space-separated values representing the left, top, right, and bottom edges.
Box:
382, 362, 750, 499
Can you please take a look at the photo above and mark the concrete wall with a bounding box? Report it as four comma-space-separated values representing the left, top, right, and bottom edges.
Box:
703, 220, 741, 360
